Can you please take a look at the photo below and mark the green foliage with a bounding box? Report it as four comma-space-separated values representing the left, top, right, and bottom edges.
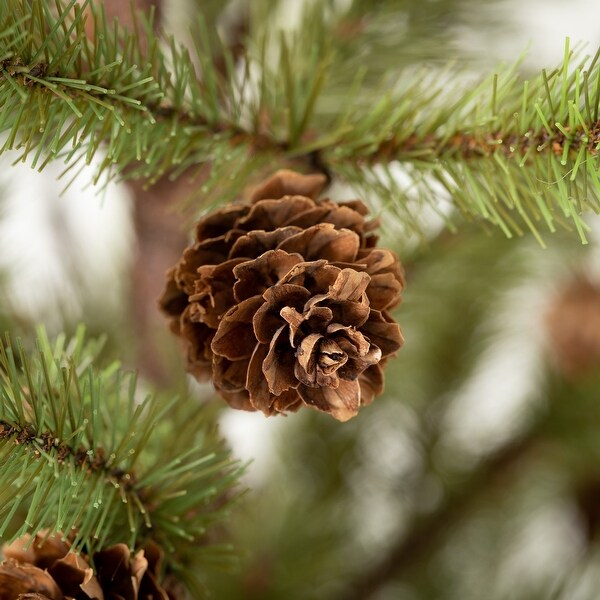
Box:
0, 0, 260, 204
329, 42, 600, 244
0, 326, 243, 594
0, 1, 599, 239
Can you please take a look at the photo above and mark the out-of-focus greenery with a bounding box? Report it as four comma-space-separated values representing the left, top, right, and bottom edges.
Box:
204, 219, 599, 599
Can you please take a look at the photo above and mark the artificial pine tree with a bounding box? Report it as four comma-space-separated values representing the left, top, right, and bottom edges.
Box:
0, 1, 600, 599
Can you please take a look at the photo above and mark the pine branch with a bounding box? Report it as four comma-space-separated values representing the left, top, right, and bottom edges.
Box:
0, 326, 243, 593
1, 1, 599, 241
327, 42, 600, 244
0, 0, 278, 206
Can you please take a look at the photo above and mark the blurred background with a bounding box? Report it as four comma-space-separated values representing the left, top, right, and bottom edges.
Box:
2, 0, 600, 598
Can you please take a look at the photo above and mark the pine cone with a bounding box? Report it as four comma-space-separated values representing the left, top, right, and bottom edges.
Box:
0, 532, 172, 600
160, 170, 405, 421
545, 275, 600, 378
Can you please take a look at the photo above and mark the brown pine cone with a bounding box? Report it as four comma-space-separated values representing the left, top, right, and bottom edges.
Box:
0, 532, 171, 600
545, 275, 600, 378
160, 170, 405, 421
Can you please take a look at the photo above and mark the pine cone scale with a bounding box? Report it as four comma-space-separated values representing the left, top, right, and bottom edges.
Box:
251, 285, 312, 344
0, 560, 63, 600
47, 554, 102, 599
263, 327, 299, 396
360, 310, 404, 356
214, 355, 249, 392
188, 258, 246, 328
239, 197, 316, 231
232, 250, 303, 302
324, 299, 370, 328
283, 205, 331, 228
176, 236, 236, 295
194, 205, 249, 240
210, 296, 264, 360
246, 342, 276, 412
298, 378, 361, 422
295, 332, 324, 385
359, 364, 385, 405
277, 224, 360, 262
249, 170, 327, 201
229, 226, 303, 259
178, 307, 214, 378
366, 273, 404, 311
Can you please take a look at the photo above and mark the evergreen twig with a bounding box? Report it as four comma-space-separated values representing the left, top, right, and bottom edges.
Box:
0, 326, 243, 593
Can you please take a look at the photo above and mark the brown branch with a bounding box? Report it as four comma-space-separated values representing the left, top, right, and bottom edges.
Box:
360, 120, 600, 165
342, 432, 541, 600
0, 420, 136, 489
